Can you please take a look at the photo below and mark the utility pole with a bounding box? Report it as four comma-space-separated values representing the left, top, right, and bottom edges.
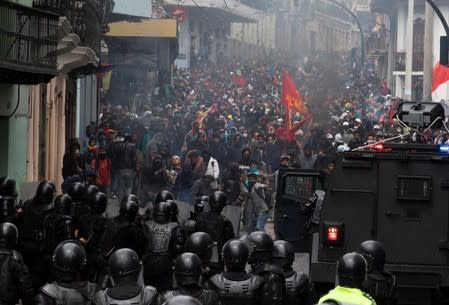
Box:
423, 2, 434, 101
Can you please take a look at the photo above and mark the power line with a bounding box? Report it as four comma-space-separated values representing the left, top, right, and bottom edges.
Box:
191, 0, 201, 8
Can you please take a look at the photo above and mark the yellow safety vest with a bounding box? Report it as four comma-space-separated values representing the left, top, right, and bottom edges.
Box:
318, 285, 376, 305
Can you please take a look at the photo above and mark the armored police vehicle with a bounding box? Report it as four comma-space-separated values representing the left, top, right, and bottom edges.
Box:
275, 102, 449, 304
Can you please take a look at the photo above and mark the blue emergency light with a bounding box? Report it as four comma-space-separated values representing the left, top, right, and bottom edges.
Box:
440, 145, 449, 152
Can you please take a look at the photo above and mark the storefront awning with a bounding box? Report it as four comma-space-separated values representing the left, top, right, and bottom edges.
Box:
106, 19, 177, 38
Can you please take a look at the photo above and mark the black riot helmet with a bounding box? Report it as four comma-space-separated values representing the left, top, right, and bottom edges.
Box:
119, 200, 139, 222
54, 194, 73, 215
222, 239, 249, 272
167, 200, 179, 222
194, 196, 207, 214
155, 190, 174, 204
0, 222, 18, 249
358, 240, 386, 272
85, 184, 100, 204
121, 194, 139, 205
108, 248, 141, 282
209, 191, 227, 213
174, 252, 203, 286
35, 180, 56, 205
245, 231, 273, 266
52, 240, 87, 273
337, 252, 367, 288
153, 201, 171, 223
184, 232, 214, 265
0, 177, 17, 199
92, 192, 108, 214
68, 182, 86, 202
272, 240, 295, 269
165, 296, 202, 305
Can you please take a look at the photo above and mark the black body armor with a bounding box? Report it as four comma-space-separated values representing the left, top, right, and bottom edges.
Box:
208, 273, 263, 305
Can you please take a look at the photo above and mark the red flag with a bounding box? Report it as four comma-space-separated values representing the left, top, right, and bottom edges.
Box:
281, 70, 308, 114
432, 63, 449, 92
232, 70, 246, 88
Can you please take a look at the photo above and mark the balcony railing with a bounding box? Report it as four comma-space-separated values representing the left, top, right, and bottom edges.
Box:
0, 1, 59, 83
33, 0, 113, 55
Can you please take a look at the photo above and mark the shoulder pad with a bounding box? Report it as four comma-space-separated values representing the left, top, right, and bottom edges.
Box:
41, 283, 61, 299
251, 274, 265, 288
168, 222, 179, 230
95, 290, 108, 305
208, 274, 224, 289
12, 250, 23, 262
142, 285, 158, 303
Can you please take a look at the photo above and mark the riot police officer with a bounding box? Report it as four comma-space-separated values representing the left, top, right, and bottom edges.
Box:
358, 240, 396, 305
68, 182, 90, 231
184, 232, 215, 282
244, 231, 286, 305
195, 191, 234, 272
167, 199, 179, 223
143, 201, 184, 292
85, 185, 100, 208
0, 222, 33, 305
208, 239, 263, 305
35, 240, 99, 305
272, 240, 314, 305
155, 190, 174, 204
97, 199, 147, 286
79, 192, 109, 281
95, 248, 158, 305
318, 252, 375, 305
183, 196, 207, 236
159, 253, 219, 305
43, 194, 74, 270
18, 180, 56, 290
0, 176, 18, 224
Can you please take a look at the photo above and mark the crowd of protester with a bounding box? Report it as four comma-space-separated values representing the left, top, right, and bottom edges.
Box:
62, 52, 439, 233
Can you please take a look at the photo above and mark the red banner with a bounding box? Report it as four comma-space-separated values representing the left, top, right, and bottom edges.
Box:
432, 63, 449, 92
281, 70, 308, 114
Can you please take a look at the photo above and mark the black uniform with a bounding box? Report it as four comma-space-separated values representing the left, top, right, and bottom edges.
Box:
97, 215, 146, 286
272, 240, 314, 305
18, 181, 56, 290
195, 191, 235, 273
209, 273, 263, 305
245, 232, 286, 305
183, 196, 207, 236
96, 286, 157, 305
283, 270, 313, 305
35, 240, 99, 305
143, 220, 183, 291
43, 201, 74, 269
358, 240, 397, 305
0, 177, 18, 224
35, 282, 98, 305
95, 248, 158, 305
159, 252, 219, 305
208, 239, 263, 305
0, 249, 34, 305
362, 272, 396, 305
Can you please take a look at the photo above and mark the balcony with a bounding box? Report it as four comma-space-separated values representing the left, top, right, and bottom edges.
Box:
0, 1, 59, 84
33, 0, 113, 56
